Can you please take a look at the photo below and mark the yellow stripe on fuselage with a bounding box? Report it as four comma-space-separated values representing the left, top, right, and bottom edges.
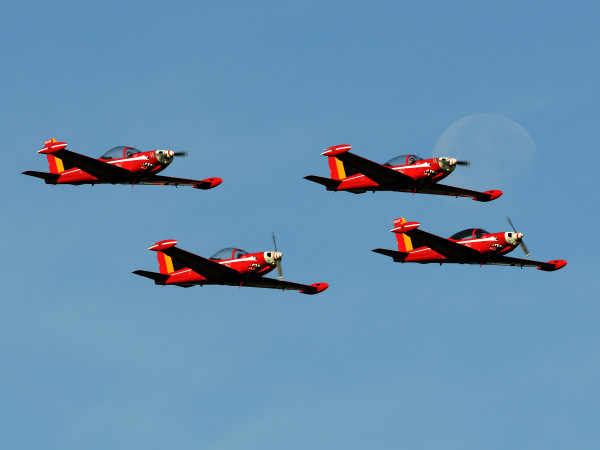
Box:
335, 158, 346, 179
165, 254, 175, 273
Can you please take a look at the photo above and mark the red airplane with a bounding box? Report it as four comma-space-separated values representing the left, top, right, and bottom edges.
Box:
372, 217, 567, 271
305, 144, 502, 201
133, 237, 329, 294
23, 138, 222, 189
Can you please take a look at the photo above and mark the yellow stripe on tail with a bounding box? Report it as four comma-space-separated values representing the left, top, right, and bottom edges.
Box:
327, 156, 351, 180
45, 140, 67, 174
165, 255, 175, 274
335, 158, 346, 179
394, 218, 414, 252
157, 252, 176, 274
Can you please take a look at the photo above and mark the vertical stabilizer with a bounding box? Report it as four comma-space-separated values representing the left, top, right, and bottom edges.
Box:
326, 156, 358, 180
43, 139, 72, 174
393, 218, 414, 252
157, 251, 176, 274
155, 251, 187, 274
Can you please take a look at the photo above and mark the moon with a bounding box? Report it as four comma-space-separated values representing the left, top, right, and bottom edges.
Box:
432, 113, 536, 189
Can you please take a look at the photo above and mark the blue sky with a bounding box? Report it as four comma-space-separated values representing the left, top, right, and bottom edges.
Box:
2, 1, 599, 448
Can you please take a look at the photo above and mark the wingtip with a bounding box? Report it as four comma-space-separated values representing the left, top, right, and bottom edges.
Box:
473, 190, 503, 202
537, 259, 567, 271
149, 240, 178, 251
38, 140, 67, 154
193, 177, 223, 189
300, 282, 329, 295
390, 222, 420, 233
321, 144, 351, 156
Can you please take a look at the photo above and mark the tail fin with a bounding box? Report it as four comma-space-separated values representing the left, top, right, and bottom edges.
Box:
326, 156, 360, 180
323, 145, 358, 180
150, 240, 187, 274
393, 218, 418, 252
42, 139, 73, 174
155, 250, 188, 274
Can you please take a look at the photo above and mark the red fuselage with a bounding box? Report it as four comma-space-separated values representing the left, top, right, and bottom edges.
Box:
53, 150, 169, 185
164, 251, 276, 285
405, 230, 519, 263
336, 157, 452, 191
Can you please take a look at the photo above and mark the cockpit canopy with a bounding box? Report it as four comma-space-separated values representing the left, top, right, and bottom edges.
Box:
383, 154, 424, 166
100, 146, 143, 160
210, 247, 249, 260
449, 228, 490, 240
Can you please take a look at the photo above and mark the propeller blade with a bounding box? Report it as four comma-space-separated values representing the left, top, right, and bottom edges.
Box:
506, 215, 531, 258
519, 240, 531, 258
455, 160, 470, 166
506, 215, 517, 232
172, 151, 188, 157
271, 232, 284, 280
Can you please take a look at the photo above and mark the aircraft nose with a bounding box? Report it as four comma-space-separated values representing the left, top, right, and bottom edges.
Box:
517, 232, 524, 240
437, 157, 456, 172
154, 150, 175, 164
274, 252, 283, 261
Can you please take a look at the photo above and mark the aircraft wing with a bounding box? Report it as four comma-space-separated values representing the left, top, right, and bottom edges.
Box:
417, 183, 496, 201
161, 247, 240, 279
226, 277, 326, 294
485, 255, 561, 270
49, 149, 133, 180
138, 174, 221, 189
335, 152, 415, 186
405, 228, 482, 261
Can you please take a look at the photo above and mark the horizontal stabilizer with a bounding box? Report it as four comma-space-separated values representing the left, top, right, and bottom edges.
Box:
22, 171, 60, 183
372, 248, 410, 262
304, 175, 342, 189
132, 270, 170, 284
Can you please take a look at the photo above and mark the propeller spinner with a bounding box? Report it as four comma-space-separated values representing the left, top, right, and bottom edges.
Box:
438, 157, 471, 171
154, 150, 188, 164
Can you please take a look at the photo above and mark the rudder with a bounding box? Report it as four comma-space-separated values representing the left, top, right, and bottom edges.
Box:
323, 144, 358, 180
43, 139, 73, 174
326, 156, 358, 180
393, 218, 416, 252
156, 251, 187, 274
